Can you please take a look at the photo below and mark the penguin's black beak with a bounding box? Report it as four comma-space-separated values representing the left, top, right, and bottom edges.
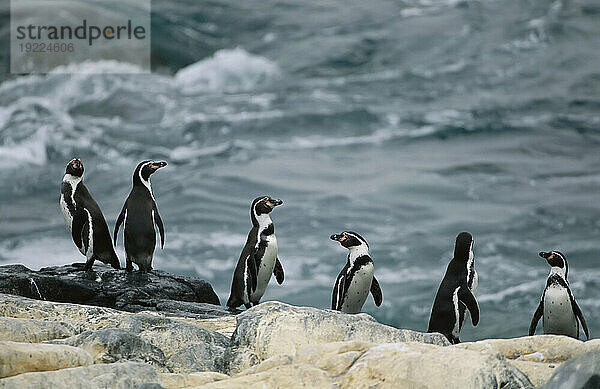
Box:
150, 161, 167, 170
330, 233, 346, 242
539, 251, 551, 260
267, 198, 283, 208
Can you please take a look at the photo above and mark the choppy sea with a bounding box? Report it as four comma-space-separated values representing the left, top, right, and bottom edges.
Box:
1, 0, 599, 341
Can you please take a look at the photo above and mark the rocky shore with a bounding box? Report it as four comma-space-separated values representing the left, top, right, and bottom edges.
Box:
0, 264, 598, 388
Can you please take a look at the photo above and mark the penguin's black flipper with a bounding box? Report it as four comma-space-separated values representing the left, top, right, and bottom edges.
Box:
273, 257, 284, 284
570, 292, 590, 340
152, 203, 165, 249
247, 250, 258, 293
370, 276, 383, 307
71, 208, 87, 251
529, 300, 543, 336
114, 203, 126, 245
458, 286, 479, 326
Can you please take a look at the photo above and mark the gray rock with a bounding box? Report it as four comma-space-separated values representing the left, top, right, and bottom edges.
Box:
140, 321, 229, 358
151, 299, 240, 319
50, 328, 167, 370
0, 361, 163, 389
226, 301, 449, 374
167, 343, 227, 373
139, 321, 229, 373
0, 264, 221, 316
544, 350, 600, 389
112, 312, 177, 334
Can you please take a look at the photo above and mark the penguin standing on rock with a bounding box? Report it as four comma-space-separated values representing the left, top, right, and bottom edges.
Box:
59, 158, 121, 270
114, 160, 167, 272
227, 196, 284, 309
331, 231, 382, 314
529, 251, 589, 340
428, 232, 479, 344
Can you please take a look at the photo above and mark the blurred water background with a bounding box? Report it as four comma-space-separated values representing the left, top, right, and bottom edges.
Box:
0, 0, 599, 341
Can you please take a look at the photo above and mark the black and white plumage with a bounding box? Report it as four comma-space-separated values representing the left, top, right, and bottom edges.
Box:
330, 231, 382, 314
529, 251, 589, 340
427, 232, 479, 344
227, 196, 284, 309
59, 158, 120, 270
461, 236, 478, 330
114, 160, 166, 272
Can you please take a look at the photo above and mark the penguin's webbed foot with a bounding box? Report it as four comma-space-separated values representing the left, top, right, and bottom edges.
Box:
83, 260, 95, 272
244, 303, 252, 309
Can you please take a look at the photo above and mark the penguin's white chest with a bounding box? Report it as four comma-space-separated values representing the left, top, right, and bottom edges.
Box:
341, 263, 374, 314
543, 285, 577, 338
250, 235, 277, 302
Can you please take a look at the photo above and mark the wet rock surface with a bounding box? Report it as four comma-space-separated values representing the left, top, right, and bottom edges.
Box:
0, 263, 223, 316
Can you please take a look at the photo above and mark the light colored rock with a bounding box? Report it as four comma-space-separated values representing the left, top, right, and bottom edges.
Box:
339, 342, 533, 389
0, 341, 93, 378
0, 317, 77, 343
0, 293, 129, 333
178, 316, 237, 338
0, 294, 234, 346
159, 372, 229, 389
227, 301, 448, 374
234, 354, 294, 377
544, 350, 600, 389
0, 361, 161, 389
51, 328, 167, 370
456, 336, 600, 387
457, 335, 588, 363
293, 341, 373, 376
197, 364, 332, 389
509, 360, 558, 388
211, 340, 533, 389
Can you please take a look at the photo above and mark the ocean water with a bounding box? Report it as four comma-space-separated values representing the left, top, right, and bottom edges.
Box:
1, 0, 600, 342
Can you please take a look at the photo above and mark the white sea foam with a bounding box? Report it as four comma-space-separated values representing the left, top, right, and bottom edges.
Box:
262, 126, 435, 151
0, 237, 78, 270
49, 60, 146, 74
478, 280, 541, 303
174, 47, 281, 94
0, 125, 50, 167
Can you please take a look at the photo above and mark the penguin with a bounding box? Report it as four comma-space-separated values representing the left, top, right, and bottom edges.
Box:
330, 231, 382, 314
113, 160, 167, 272
529, 251, 589, 340
59, 158, 120, 270
227, 196, 284, 309
427, 232, 479, 344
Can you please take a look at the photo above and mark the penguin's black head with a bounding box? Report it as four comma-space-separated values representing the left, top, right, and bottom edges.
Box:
134, 160, 167, 184
65, 158, 84, 177
539, 251, 568, 276
330, 231, 369, 249
250, 196, 283, 224
453, 231, 473, 261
